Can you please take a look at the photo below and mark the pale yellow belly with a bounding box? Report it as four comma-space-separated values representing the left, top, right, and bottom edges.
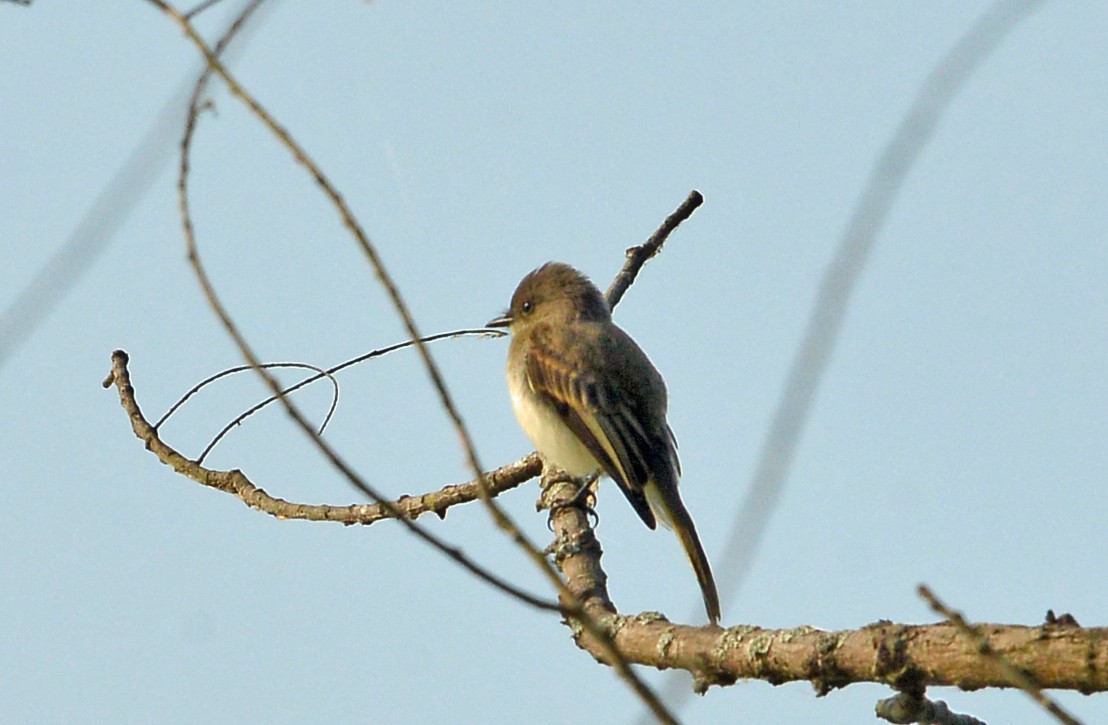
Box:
509, 379, 599, 477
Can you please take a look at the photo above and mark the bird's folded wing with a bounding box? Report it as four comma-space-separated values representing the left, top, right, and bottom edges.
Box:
525, 337, 657, 528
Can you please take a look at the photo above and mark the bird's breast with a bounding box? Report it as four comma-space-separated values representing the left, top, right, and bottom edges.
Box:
508, 370, 599, 477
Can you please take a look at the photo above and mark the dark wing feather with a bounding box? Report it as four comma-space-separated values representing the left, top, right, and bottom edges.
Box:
524, 327, 662, 528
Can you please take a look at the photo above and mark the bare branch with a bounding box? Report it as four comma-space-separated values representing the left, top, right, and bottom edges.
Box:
535, 470, 1108, 699
108, 341, 1108, 708
591, 613, 1107, 696
604, 190, 703, 310
539, 469, 679, 724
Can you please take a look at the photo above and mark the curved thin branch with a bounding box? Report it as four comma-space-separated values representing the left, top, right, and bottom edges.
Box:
156, 329, 500, 463
157, 360, 340, 463
156, 361, 338, 431
146, 2, 679, 720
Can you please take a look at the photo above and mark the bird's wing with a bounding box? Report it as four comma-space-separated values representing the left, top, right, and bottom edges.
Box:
524, 328, 659, 528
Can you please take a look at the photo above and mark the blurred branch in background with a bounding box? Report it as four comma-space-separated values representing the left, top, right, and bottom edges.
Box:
719, 0, 1047, 608
0, 0, 275, 370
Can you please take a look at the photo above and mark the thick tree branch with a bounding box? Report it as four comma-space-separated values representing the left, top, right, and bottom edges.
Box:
595, 618, 1107, 695
920, 585, 1083, 724
540, 457, 1108, 700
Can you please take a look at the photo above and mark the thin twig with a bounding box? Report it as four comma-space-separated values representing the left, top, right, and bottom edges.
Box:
605, 190, 702, 310
157, 361, 337, 431
157, 360, 340, 461
0, 0, 270, 371
918, 585, 1083, 725
183, 0, 227, 20
155, 329, 499, 463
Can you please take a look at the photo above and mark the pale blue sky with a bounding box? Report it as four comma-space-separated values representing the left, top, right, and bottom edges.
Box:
2, 2, 1106, 723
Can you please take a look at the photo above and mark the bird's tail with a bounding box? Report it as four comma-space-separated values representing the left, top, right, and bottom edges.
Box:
645, 480, 721, 624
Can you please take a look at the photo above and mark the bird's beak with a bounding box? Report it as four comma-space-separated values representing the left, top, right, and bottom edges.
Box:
486, 311, 513, 329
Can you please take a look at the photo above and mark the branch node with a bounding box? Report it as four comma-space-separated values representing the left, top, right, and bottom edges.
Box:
875, 691, 987, 725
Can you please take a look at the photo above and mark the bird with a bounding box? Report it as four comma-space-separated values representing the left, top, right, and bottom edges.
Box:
488, 262, 721, 624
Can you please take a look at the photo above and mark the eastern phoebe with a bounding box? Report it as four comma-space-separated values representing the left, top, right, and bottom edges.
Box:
488, 262, 721, 624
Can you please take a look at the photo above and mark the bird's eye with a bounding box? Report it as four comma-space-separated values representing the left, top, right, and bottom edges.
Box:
521, 300, 534, 315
